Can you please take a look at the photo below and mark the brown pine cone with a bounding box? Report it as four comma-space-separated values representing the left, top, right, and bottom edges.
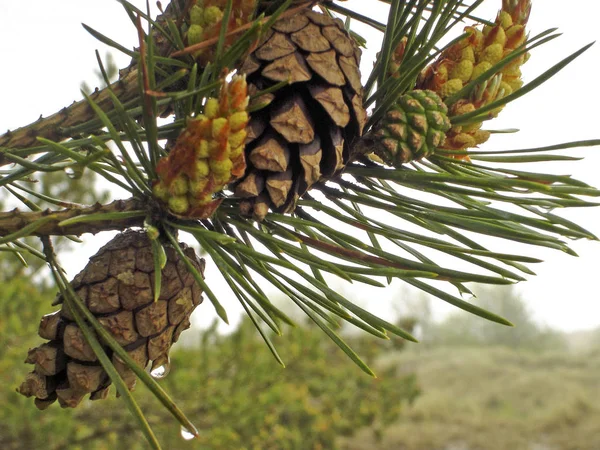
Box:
234, 8, 367, 220
17, 230, 205, 409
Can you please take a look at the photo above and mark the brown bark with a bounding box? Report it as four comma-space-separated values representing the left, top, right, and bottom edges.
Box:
0, 198, 145, 237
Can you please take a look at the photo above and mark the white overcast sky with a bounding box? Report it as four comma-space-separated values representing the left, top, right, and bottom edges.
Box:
0, 0, 599, 332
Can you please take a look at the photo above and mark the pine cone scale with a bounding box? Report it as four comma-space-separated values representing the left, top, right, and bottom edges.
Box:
270, 95, 315, 144
262, 53, 312, 83
290, 23, 331, 52
255, 32, 297, 61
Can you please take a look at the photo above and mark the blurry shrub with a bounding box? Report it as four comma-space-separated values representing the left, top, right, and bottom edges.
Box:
1, 308, 419, 449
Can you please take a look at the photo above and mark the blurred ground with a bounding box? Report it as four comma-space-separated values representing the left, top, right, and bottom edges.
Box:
340, 342, 600, 450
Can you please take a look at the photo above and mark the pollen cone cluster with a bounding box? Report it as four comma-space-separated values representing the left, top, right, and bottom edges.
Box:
186, 0, 257, 65
17, 231, 205, 409
417, 0, 531, 156
371, 90, 451, 166
234, 8, 367, 220
153, 75, 249, 218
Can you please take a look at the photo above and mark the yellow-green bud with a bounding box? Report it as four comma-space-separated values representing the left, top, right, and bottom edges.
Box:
194, 193, 213, 206
152, 182, 170, 201
187, 24, 204, 46
212, 117, 229, 139
189, 5, 204, 25
498, 81, 513, 97
170, 174, 189, 196
482, 24, 492, 38
461, 121, 482, 133
229, 111, 249, 132
490, 26, 507, 47
203, 6, 223, 25
474, 130, 491, 145
168, 195, 190, 214
212, 172, 230, 186
454, 103, 476, 116
209, 158, 233, 176
461, 46, 475, 63
189, 178, 209, 196
480, 43, 503, 64
197, 139, 210, 158
146, 225, 160, 241
506, 78, 523, 91
228, 130, 247, 149
503, 65, 522, 77
468, 28, 484, 52
196, 160, 210, 177
506, 25, 526, 47
230, 144, 244, 159
452, 133, 477, 149
449, 59, 474, 83
471, 61, 493, 80
439, 78, 463, 98
205, 98, 220, 119
498, 11, 513, 30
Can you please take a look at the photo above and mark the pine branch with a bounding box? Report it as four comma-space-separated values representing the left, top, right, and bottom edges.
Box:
0, 198, 145, 237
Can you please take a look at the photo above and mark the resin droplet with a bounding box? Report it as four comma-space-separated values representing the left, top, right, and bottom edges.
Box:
150, 358, 171, 379
180, 426, 195, 441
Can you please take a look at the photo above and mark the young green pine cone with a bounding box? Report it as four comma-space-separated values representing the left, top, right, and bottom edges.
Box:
417, 0, 531, 156
17, 231, 205, 409
370, 90, 451, 166
153, 74, 249, 218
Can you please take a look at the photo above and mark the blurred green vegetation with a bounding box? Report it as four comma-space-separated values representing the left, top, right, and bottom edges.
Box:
4, 269, 600, 450
0, 280, 419, 450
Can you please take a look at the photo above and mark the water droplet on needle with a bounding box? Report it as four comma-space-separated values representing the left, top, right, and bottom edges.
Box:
149, 357, 171, 379
180, 426, 195, 441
